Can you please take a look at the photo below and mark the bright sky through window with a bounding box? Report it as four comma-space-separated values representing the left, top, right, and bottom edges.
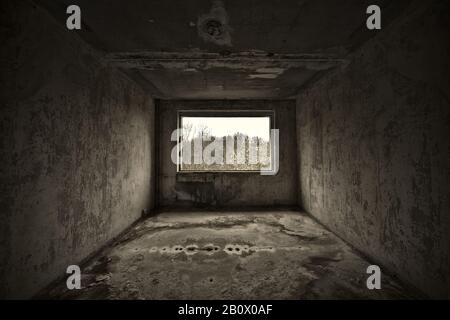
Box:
179, 116, 272, 171
181, 117, 270, 140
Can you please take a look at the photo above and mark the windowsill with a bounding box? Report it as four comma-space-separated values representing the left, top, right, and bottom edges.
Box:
175, 171, 263, 182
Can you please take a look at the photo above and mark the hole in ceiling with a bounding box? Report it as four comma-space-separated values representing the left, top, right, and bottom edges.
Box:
202, 19, 224, 39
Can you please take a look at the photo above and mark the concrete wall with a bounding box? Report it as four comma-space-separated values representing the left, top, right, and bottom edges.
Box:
0, 1, 155, 298
296, 0, 450, 298
158, 100, 298, 208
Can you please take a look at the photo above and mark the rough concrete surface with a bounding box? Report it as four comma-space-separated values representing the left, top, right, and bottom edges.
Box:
1, 0, 448, 301
37, 211, 415, 299
37, 0, 412, 99
158, 100, 298, 208
0, 1, 155, 298
296, 0, 450, 298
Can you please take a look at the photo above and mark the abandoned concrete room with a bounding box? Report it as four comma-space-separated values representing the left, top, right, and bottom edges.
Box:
0, 0, 449, 301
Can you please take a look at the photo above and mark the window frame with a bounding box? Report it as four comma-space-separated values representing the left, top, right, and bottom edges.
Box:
176, 109, 276, 173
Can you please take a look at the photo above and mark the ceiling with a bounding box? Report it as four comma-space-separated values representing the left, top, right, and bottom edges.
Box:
39, 0, 411, 99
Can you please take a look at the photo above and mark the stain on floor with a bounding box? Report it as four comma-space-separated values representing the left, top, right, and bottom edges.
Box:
37, 211, 416, 299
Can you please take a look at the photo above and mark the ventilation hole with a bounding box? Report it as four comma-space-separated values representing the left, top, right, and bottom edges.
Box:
203, 19, 223, 38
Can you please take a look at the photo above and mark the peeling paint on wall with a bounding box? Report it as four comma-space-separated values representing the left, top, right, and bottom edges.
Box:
296, 0, 450, 298
0, 1, 156, 299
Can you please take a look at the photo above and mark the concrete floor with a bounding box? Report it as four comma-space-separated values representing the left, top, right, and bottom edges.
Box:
39, 211, 415, 299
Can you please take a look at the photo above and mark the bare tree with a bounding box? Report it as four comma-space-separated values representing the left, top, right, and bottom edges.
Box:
182, 122, 194, 141
194, 123, 211, 139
